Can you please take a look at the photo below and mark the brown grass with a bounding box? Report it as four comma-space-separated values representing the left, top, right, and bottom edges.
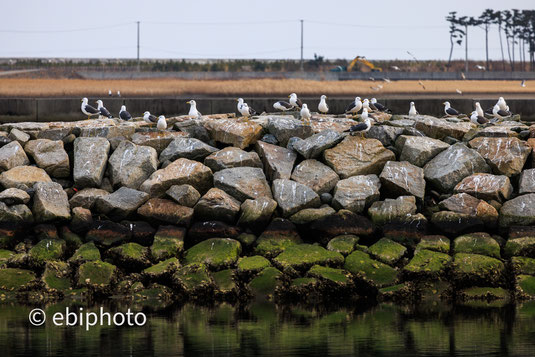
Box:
0, 78, 533, 98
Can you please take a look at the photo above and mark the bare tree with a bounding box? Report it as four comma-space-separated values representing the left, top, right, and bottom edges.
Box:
479, 9, 494, 70
446, 12, 465, 67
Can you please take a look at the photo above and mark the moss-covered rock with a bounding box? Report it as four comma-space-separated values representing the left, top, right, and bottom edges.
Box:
254, 218, 302, 258
42, 261, 72, 292
213, 269, 238, 298
142, 257, 180, 280
368, 238, 407, 265
149, 225, 186, 262
326, 235, 359, 256
183, 238, 241, 270
403, 249, 452, 279
344, 250, 398, 288
237, 255, 271, 277
60, 227, 83, 251
132, 283, 174, 304
504, 237, 535, 258
511, 256, 535, 276
307, 265, 351, 286
453, 233, 501, 258
248, 267, 283, 299
516, 274, 535, 299
172, 263, 214, 298
236, 233, 256, 248
0, 249, 14, 264
291, 277, 318, 288
108, 242, 151, 270
451, 253, 505, 287
379, 282, 414, 301
0, 268, 36, 291
28, 238, 66, 267
273, 244, 344, 276
415, 235, 450, 254
459, 287, 509, 301
68, 242, 100, 265
77, 260, 118, 292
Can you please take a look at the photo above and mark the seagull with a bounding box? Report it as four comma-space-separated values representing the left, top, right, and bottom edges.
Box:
521, 80, 526, 87
383, 78, 391, 83
157, 115, 167, 131
318, 95, 329, 114
408, 101, 418, 117
391, 65, 401, 71
456, 89, 463, 95
475, 102, 485, 118
348, 116, 372, 138
80, 98, 100, 119
492, 104, 510, 119
362, 98, 371, 111
108, 89, 112, 97
460, 72, 466, 80
300, 104, 311, 125
418, 80, 426, 90
187, 100, 202, 118
119, 105, 132, 120
143, 111, 157, 124
289, 93, 303, 109
117, 90, 121, 97
237, 98, 256, 118
470, 111, 489, 125
497, 97, 507, 111
370, 98, 390, 113
443, 101, 460, 116
273, 100, 293, 111
475, 65, 486, 70
345, 97, 362, 117
96, 100, 112, 118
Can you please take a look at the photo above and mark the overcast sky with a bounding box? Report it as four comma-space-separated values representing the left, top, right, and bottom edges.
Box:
1, 0, 533, 61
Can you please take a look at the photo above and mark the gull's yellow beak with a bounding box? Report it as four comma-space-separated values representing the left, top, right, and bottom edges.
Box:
186, 101, 191, 104
288, 95, 291, 98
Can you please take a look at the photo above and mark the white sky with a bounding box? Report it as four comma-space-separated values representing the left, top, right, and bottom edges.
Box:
1, 0, 533, 61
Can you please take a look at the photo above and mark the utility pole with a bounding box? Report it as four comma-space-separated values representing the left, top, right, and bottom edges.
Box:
464, 23, 468, 75
300, 19, 304, 71
136, 21, 140, 72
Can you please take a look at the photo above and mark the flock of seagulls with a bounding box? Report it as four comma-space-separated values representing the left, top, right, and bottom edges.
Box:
81, 93, 515, 138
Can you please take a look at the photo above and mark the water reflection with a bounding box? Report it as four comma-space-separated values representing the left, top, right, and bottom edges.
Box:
1, 301, 534, 356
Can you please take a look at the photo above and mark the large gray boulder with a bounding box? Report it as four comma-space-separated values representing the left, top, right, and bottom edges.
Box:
0, 141, 29, 171
271, 179, 321, 217
368, 196, 417, 225
165, 184, 201, 207
214, 167, 272, 202
237, 197, 278, 229
469, 137, 531, 176
73, 137, 110, 188
107, 141, 158, 189
159, 137, 218, 163
332, 174, 381, 213
0, 166, 51, 190
500, 194, 535, 227
366, 125, 404, 147
95, 187, 149, 220
140, 158, 213, 197
131, 131, 188, 154
25, 139, 70, 178
0, 202, 33, 223
194, 187, 241, 223
32, 182, 71, 222
380, 160, 426, 199
395, 135, 450, 167
266, 116, 314, 146
0, 188, 30, 205
292, 129, 344, 159
519, 168, 535, 194
69, 188, 110, 209
204, 147, 262, 172
255, 141, 297, 181
290, 159, 339, 194
423, 143, 490, 193
413, 116, 473, 140
454, 173, 512, 202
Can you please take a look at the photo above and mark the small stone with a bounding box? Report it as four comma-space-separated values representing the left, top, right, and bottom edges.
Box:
131, 131, 188, 154
254, 218, 302, 258
0, 188, 30, 205
266, 116, 314, 146
403, 249, 452, 279
237, 197, 278, 231
85, 220, 131, 247
368, 196, 418, 226
165, 184, 200, 207
0, 202, 33, 223
183, 238, 242, 270
519, 169, 535, 194
321, 192, 333, 204
326, 235, 360, 256
344, 250, 398, 288
289, 206, 336, 225
204, 147, 262, 172
500, 194, 535, 227
107, 140, 158, 189
69, 188, 109, 209
292, 129, 344, 159
150, 225, 186, 261
8, 128, 30, 143
95, 187, 148, 220
0, 141, 29, 171
469, 137, 531, 176
309, 209, 374, 244
368, 238, 407, 265
453, 232, 501, 259
213, 167, 272, 202
260, 134, 278, 145
204, 118, 263, 149
159, 137, 218, 163
69, 207, 93, 233
395, 135, 450, 167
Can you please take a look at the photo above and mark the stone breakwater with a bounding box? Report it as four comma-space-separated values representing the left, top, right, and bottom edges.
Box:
0, 111, 535, 306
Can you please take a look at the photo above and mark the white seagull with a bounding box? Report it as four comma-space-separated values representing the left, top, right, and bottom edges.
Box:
289, 93, 303, 108
362, 98, 371, 111
345, 96, 362, 117
119, 105, 132, 120
96, 100, 112, 118
470, 111, 489, 125
348, 116, 372, 138
143, 111, 157, 124
300, 104, 311, 125
370, 98, 390, 113
273, 100, 293, 111
492, 104, 510, 119
157, 115, 167, 131
475, 102, 485, 118
237, 98, 256, 118
408, 101, 418, 117
497, 97, 507, 111
187, 100, 202, 118
443, 101, 460, 116
81, 98, 100, 119
318, 95, 329, 114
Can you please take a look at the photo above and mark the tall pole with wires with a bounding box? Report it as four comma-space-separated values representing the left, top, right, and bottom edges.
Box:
136, 21, 140, 72
300, 19, 304, 71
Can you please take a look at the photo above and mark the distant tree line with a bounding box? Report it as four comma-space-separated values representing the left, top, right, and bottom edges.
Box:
446, 9, 535, 71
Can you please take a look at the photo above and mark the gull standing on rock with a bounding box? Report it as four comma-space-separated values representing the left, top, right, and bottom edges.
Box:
348, 114, 372, 138
187, 100, 202, 118
345, 97, 362, 117
497, 97, 507, 111
119, 105, 132, 121
408, 101, 418, 117
81, 98, 100, 120
143, 111, 157, 124
492, 104, 510, 120
370, 98, 390, 113
96, 100, 112, 119
300, 104, 311, 125
443, 101, 460, 116
470, 111, 489, 125
475, 102, 485, 118
157, 115, 167, 131
362, 98, 371, 111
289, 93, 303, 109
273, 100, 293, 111
237, 98, 256, 118
318, 95, 329, 114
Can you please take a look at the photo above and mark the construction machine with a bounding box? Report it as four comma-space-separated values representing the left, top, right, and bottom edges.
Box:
330, 56, 383, 72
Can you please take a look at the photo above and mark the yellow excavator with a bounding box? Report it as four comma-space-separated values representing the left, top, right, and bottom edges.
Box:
331, 56, 383, 72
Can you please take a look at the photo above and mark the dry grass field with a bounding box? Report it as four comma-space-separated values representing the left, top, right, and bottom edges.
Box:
0, 78, 533, 98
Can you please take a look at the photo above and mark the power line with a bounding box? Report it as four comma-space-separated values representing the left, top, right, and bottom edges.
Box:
143, 20, 295, 26
306, 20, 446, 29
0, 22, 134, 34
142, 46, 300, 57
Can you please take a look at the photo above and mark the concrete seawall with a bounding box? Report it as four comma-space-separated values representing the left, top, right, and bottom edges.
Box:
2, 97, 535, 122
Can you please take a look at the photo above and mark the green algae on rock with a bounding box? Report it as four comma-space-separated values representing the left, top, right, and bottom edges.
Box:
68, 242, 101, 265
183, 238, 241, 270
511, 256, 535, 276
150, 226, 185, 262
403, 249, 452, 279
172, 263, 214, 297
0, 268, 36, 291
451, 253, 505, 287
42, 261, 72, 292
237, 256, 271, 276
108, 242, 151, 270
344, 250, 398, 288
504, 237, 535, 258
29, 238, 66, 267
453, 233, 501, 259
326, 235, 360, 256
76, 260, 118, 292
248, 267, 283, 299
143, 257, 180, 280
368, 238, 407, 266
415, 235, 450, 254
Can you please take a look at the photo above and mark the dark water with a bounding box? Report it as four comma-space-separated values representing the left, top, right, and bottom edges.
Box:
1, 300, 535, 356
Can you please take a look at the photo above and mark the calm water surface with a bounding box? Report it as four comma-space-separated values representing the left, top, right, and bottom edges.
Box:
1, 300, 535, 356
